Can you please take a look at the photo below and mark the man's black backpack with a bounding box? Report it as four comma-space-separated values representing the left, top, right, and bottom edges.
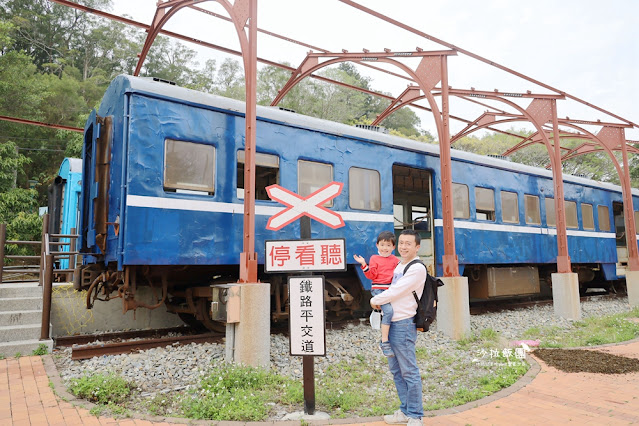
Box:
404, 260, 444, 332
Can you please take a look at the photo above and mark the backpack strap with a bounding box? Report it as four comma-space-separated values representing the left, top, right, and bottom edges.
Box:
403, 259, 424, 275
404, 259, 426, 304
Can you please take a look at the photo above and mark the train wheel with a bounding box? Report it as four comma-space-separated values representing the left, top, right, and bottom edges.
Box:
177, 313, 207, 332
195, 298, 226, 333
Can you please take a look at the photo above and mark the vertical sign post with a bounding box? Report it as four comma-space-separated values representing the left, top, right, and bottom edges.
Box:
301, 216, 316, 414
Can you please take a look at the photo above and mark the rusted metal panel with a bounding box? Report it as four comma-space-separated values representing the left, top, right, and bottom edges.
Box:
469, 266, 540, 299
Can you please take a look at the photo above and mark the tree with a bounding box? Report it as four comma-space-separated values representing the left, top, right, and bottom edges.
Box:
0, 142, 41, 255
213, 57, 245, 99
0, 0, 113, 73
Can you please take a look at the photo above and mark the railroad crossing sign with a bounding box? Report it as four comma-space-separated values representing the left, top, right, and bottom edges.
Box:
265, 182, 345, 231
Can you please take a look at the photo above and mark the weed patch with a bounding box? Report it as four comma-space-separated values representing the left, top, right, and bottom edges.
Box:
31, 344, 48, 356
181, 363, 299, 421
68, 373, 132, 405
523, 311, 639, 348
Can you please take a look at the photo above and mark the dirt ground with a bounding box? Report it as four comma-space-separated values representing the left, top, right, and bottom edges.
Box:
533, 348, 639, 374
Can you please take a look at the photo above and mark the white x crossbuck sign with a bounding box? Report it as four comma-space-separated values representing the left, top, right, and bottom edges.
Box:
265, 182, 345, 231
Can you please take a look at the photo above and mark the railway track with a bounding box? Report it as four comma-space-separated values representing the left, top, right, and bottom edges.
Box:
469, 291, 624, 315
57, 292, 625, 359
55, 326, 223, 360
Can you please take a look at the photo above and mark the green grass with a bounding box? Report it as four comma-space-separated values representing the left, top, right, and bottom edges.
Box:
522, 307, 639, 348
180, 363, 301, 421
68, 373, 132, 405
31, 344, 48, 356
315, 357, 398, 417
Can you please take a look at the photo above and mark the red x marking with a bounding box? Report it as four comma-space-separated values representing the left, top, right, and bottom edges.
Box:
265, 182, 345, 231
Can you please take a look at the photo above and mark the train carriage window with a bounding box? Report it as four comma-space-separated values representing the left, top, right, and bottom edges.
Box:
349, 167, 381, 211
501, 191, 519, 223
164, 139, 215, 195
237, 150, 279, 200
598, 205, 610, 231
475, 187, 495, 221
545, 197, 556, 227
453, 183, 470, 219
525, 195, 541, 225
566, 201, 578, 228
298, 160, 333, 207
582, 203, 594, 230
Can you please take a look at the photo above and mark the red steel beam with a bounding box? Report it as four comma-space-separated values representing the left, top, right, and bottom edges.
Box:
187, 4, 414, 83
338, 0, 639, 130
0, 115, 83, 133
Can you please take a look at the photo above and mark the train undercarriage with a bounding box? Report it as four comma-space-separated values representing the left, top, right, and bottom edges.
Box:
464, 263, 619, 300
75, 264, 364, 331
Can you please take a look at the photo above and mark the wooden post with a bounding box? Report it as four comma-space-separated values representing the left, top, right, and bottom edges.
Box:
40, 254, 54, 340
0, 223, 6, 284
39, 214, 49, 286
69, 227, 77, 282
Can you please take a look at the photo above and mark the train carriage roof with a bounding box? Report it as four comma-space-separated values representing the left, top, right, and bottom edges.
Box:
111, 75, 639, 197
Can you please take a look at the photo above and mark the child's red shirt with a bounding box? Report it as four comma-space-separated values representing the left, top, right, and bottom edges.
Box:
361, 255, 400, 290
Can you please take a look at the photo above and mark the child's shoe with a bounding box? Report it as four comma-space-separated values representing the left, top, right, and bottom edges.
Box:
380, 341, 395, 357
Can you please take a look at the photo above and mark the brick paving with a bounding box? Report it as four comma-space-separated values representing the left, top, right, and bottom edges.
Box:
1, 340, 638, 425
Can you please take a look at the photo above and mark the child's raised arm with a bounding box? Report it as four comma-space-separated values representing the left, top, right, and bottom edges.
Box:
353, 254, 367, 267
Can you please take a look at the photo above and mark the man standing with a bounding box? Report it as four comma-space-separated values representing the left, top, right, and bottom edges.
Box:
370, 229, 426, 425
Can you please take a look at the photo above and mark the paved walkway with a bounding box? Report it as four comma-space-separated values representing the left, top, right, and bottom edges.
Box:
1, 340, 639, 425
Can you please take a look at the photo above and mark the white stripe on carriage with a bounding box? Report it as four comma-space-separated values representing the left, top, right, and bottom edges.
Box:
126, 195, 394, 223
433, 219, 616, 239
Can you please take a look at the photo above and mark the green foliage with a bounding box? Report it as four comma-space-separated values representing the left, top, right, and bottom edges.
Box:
0, 141, 30, 192
68, 373, 132, 405
522, 310, 639, 348
31, 343, 48, 356
181, 363, 298, 421
316, 357, 397, 417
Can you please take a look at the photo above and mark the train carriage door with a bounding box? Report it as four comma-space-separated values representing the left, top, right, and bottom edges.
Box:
613, 202, 628, 272
392, 165, 434, 274
79, 110, 112, 256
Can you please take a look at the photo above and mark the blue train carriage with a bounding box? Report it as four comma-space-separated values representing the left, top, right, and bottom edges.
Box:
76, 75, 637, 330
48, 157, 82, 270
447, 153, 639, 298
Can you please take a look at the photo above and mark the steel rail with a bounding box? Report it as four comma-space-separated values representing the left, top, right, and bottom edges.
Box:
70, 332, 223, 360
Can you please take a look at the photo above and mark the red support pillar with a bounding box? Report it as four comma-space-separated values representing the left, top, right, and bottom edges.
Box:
439, 56, 459, 277
551, 100, 571, 273
239, 0, 259, 283
620, 133, 639, 271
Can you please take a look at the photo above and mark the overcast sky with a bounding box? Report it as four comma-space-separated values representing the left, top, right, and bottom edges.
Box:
106, 0, 638, 140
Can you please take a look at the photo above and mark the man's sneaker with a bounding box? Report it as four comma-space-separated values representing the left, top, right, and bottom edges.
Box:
380, 341, 395, 357
383, 409, 409, 424
407, 418, 423, 426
